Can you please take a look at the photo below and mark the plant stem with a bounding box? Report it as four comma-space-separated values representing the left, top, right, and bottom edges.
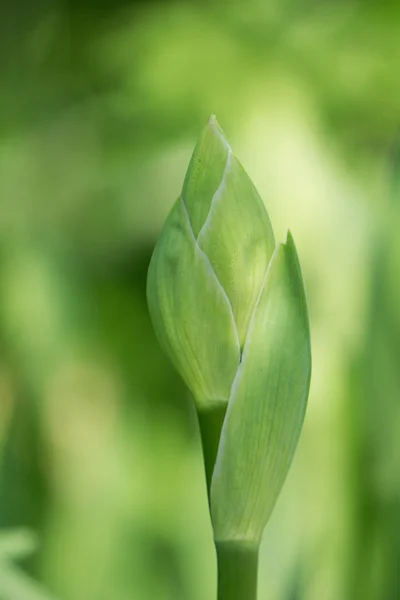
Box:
197, 404, 227, 495
215, 540, 259, 600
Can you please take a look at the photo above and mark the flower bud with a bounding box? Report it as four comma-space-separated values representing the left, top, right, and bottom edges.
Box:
147, 116, 275, 407
147, 116, 311, 543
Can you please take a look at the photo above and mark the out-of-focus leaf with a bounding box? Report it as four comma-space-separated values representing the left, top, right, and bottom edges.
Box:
0, 529, 38, 561
0, 564, 57, 600
0, 529, 58, 600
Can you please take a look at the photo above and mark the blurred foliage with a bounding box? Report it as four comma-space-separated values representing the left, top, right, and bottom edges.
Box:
0, 0, 400, 599
0, 529, 57, 600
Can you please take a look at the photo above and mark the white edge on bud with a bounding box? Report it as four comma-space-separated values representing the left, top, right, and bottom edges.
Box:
197, 149, 232, 243
208, 115, 232, 152
197, 117, 232, 242
179, 194, 241, 355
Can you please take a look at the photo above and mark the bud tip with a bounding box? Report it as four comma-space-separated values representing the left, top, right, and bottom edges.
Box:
207, 114, 231, 151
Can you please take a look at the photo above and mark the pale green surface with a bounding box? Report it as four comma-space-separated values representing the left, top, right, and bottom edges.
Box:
198, 152, 275, 348
183, 116, 275, 348
211, 234, 311, 543
0, 530, 57, 600
0, 529, 38, 561
147, 196, 240, 408
0, 566, 57, 600
182, 117, 229, 237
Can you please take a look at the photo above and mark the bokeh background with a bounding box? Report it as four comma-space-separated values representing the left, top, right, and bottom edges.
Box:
1, 1, 400, 599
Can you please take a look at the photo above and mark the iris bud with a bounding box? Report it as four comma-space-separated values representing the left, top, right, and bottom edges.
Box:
147, 116, 311, 544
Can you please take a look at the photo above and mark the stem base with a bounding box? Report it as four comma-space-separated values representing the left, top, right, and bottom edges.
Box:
215, 540, 259, 600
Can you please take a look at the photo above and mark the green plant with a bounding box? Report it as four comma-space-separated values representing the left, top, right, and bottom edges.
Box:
147, 116, 311, 600
0, 529, 57, 600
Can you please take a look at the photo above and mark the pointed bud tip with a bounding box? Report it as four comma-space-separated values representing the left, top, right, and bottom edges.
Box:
285, 229, 294, 246
207, 114, 231, 151
283, 230, 299, 259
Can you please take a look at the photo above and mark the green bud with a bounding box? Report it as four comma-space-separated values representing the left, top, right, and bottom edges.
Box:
147, 116, 311, 544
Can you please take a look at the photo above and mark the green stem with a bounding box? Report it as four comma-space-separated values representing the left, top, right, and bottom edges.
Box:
197, 404, 227, 495
215, 541, 259, 600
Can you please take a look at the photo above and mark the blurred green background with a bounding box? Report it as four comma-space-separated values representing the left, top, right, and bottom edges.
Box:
0, 1, 400, 599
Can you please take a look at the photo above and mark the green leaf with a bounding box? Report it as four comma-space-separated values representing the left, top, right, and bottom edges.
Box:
210, 232, 311, 543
